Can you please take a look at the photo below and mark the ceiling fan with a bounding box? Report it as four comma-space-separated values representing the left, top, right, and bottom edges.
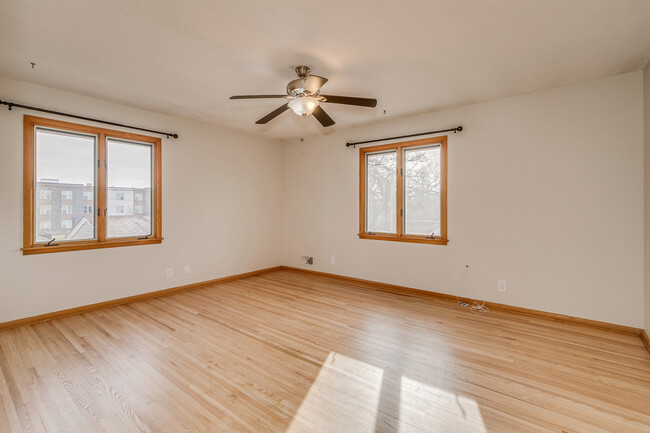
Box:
229, 66, 377, 127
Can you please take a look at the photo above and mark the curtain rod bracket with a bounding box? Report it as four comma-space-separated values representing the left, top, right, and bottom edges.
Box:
346, 125, 463, 148
1, 98, 179, 139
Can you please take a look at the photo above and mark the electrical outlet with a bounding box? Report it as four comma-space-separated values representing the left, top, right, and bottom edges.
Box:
498, 280, 506, 292
166, 267, 174, 278
184, 265, 190, 274
330, 256, 335, 265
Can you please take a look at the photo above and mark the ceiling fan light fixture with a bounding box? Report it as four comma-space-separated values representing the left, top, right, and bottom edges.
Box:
288, 96, 319, 117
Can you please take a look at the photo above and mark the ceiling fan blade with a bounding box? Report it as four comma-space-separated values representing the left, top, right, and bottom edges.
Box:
321, 95, 377, 107
230, 95, 287, 99
312, 105, 335, 127
302, 75, 328, 94
255, 103, 290, 124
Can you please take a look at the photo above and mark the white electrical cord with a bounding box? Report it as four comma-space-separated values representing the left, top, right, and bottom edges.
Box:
456, 296, 490, 314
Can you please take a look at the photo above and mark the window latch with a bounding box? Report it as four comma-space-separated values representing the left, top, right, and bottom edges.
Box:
45, 238, 59, 247
138, 234, 151, 240
400, 209, 403, 216
104, 208, 108, 216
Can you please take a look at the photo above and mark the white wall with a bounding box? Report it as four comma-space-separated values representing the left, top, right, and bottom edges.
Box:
283, 72, 644, 328
1, 72, 646, 329
0, 76, 284, 323
644, 62, 650, 335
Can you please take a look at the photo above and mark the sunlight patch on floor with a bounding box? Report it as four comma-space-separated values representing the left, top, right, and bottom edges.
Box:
286, 351, 384, 433
398, 376, 487, 433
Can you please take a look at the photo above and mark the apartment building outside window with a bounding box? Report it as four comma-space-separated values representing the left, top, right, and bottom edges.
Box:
23, 116, 162, 254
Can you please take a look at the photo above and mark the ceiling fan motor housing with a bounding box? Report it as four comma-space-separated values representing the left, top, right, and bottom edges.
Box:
287, 78, 309, 97
287, 65, 316, 96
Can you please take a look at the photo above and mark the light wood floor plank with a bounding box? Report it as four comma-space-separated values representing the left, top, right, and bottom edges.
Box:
0, 269, 649, 432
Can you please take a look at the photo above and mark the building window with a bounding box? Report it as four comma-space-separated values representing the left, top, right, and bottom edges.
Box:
135, 205, 143, 214
135, 193, 143, 201
23, 115, 162, 254
359, 136, 448, 245
116, 205, 125, 214
39, 189, 51, 199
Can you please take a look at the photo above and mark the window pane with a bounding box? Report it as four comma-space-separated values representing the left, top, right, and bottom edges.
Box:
404, 146, 441, 236
366, 151, 397, 233
34, 129, 96, 242
107, 138, 152, 238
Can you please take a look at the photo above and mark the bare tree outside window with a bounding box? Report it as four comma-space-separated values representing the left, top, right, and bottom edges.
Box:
404, 146, 441, 235
359, 136, 447, 245
366, 151, 397, 233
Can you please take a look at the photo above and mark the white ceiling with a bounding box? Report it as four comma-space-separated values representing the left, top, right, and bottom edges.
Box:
1, 0, 649, 140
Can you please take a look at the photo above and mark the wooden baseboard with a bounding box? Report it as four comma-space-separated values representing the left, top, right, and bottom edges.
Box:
3, 264, 647, 351
280, 266, 643, 336
0, 266, 283, 330
641, 330, 650, 355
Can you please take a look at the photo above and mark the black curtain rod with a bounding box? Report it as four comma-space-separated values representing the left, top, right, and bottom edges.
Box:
346, 126, 462, 148
0, 99, 179, 139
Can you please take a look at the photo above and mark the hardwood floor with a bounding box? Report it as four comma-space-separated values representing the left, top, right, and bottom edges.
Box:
0, 270, 649, 432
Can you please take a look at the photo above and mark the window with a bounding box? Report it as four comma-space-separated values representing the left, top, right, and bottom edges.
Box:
135, 193, 143, 201
39, 189, 51, 199
23, 116, 162, 254
359, 136, 447, 245
107, 139, 152, 238
135, 205, 143, 214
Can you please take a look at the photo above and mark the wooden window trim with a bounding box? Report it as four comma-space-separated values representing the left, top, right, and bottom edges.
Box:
22, 115, 163, 255
358, 136, 448, 245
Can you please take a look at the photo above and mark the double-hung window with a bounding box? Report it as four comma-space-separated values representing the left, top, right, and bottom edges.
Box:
23, 116, 162, 254
359, 136, 448, 245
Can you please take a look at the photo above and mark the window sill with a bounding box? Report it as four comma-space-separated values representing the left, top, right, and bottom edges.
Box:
21, 237, 163, 255
358, 233, 448, 245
